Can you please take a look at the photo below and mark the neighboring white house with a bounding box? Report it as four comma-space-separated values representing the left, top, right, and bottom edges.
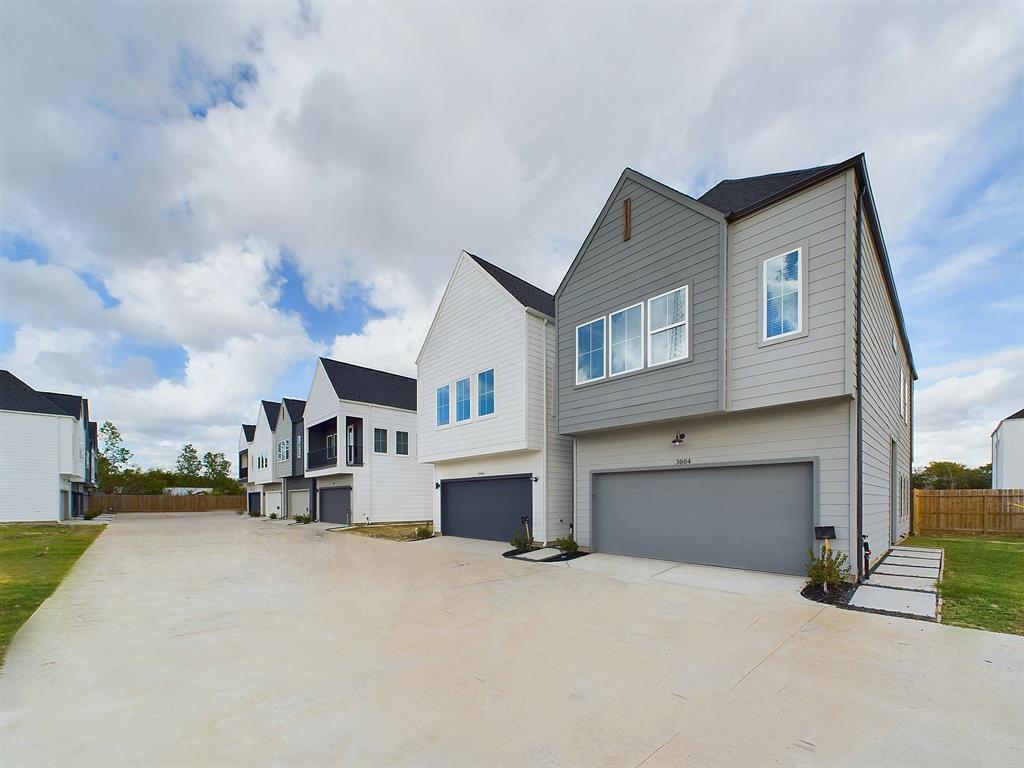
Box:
416, 251, 572, 543
0, 370, 98, 522
250, 400, 283, 517
238, 424, 257, 513
992, 408, 1024, 488
303, 357, 432, 525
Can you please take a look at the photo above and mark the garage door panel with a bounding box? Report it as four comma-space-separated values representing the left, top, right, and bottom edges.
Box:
593, 463, 812, 575
441, 476, 531, 542
320, 488, 351, 525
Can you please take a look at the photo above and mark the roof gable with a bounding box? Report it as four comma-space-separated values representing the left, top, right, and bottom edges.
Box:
0, 370, 75, 416
242, 424, 256, 442
319, 357, 417, 411
467, 253, 555, 317
282, 398, 306, 422
39, 391, 84, 419
698, 163, 840, 217
261, 400, 281, 430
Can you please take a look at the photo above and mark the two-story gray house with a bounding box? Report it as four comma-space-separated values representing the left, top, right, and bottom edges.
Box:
556, 154, 914, 578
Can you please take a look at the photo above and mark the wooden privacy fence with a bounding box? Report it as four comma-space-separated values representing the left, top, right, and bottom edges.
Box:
91, 494, 246, 513
912, 489, 1024, 535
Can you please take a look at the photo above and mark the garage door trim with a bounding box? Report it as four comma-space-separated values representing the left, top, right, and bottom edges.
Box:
440, 474, 533, 541
590, 457, 820, 574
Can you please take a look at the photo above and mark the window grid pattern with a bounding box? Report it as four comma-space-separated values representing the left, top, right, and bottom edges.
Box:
455, 378, 471, 422
648, 287, 688, 365
610, 304, 643, 375
396, 431, 409, 455
764, 250, 801, 339
576, 318, 605, 383
436, 386, 450, 426
373, 428, 387, 454
477, 369, 495, 416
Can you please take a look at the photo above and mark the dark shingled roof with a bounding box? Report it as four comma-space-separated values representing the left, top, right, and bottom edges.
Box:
468, 253, 556, 317
0, 370, 69, 416
261, 400, 282, 429
242, 424, 256, 442
1004, 408, 1024, 421
39, 391, 83, 419
320, 357, 417, 411
698, 163, 841, 217
282, 398, 306, 422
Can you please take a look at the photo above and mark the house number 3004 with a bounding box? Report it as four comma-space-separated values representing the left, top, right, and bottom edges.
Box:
675, 458, 692, 465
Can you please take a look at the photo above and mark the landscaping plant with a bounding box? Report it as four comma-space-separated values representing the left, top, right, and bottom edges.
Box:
413, 525, 432, 540
293, 514, 311, 524
248, 509, 260, 518
805, 545, 850, 590
509, 526, 532, 551
269, 513, 278, 520
553, 535, 578, 554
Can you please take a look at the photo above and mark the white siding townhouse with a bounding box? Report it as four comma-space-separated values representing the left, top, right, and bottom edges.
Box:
238, 423, 257, 513
250, 400, 285, 517
992, 408, 1024, 489
555, 154, 915, 578
416, 252, 572, 543
1, 370, 98, 522
303, 357, 432, 524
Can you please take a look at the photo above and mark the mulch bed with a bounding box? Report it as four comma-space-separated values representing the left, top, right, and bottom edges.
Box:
502, 548, 589, 563
800, 581, 856, 607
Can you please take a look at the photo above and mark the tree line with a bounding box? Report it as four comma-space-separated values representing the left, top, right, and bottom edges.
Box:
912, 461, 992, 490
97, 421, 244, 495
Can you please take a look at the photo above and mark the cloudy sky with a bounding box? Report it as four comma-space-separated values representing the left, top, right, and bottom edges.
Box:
1, 1, 1021, 469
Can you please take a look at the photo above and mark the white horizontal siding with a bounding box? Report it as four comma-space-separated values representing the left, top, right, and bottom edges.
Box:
0, 411, 65, 521
365, 405, 433, 524
250, 404, 276, 486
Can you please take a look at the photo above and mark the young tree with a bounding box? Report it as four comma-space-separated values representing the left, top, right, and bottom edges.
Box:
202, 451, 232, 480
99, 420, 132, 471
175, 443, 203, 477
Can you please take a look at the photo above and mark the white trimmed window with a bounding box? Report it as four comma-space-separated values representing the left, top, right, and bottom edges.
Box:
576, 317, 605, 384
477, 369, 495, 416
277, 439, 290, 461
373, 428, 387, 454
455, 377, 471, 422
436, 385, 450, 426
647, 286, 688, 366
763, 249, 802, 340
609, 303, 643, 376
396, 431, 409, 456
326, 434, 337, 459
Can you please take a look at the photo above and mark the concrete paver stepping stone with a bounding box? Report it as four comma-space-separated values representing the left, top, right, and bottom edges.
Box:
866, 573, 937, 592
891, 547, 942, 558
849, 585, 937, 618
875, 564, 940, 578
885, 555, 943, 566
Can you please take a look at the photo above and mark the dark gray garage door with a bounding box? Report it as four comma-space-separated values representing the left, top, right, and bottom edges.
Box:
593, 463, 813, 575
247, 492, 260, 515
441, 475, 532, 542
319, 487, 351, 525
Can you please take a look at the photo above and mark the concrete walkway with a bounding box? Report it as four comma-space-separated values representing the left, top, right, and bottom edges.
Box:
849, 546, 943, 619
2, 514, 1021, 768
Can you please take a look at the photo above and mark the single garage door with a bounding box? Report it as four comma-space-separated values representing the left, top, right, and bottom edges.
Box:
288, 489, 310, 519
593, 463, 813, 575
265, 491, 282, 518
441, 475, 532, 541
319, 487, 351, 525
248, 492, 260, 515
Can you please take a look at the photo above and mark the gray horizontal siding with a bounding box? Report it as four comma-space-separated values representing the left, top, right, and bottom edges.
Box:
557, 177, 723, 435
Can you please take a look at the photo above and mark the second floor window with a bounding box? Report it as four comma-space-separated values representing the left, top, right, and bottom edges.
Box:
610, 303, 643, 375
326, 433, 337, 459
436, 385, 450, 426
374, 428, 388, 453
477, 369, 495, 416
763, 248, 802, 341
296, 433, 302, 456
648, 286, 688, 365
396, 431, 409, 455
576, 317, 605, 384
277, 439, 290, 461
456, 378, 471, 422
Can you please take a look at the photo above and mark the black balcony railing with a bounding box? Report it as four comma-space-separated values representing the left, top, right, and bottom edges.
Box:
238, 468, 248, 481
346, 445, 363, 467
308, 447, 338, 470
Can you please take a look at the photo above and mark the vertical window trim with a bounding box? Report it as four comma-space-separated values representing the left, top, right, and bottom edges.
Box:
476, 368, 496, 418
435, 385, 450, 428
646, 284, 691, 367
575, 317, 606, 385
759, 246, 807, 345
455, 377, 471, 423
608, 301, 645, 377
373, 428, 388, 454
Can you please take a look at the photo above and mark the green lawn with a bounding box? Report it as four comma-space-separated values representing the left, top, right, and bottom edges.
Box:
902, 534, 1024, 635
0, 524, 105, 664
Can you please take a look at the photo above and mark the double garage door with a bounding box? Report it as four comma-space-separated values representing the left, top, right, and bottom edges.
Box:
593, 463, 813, 576
441, 475, 532, 542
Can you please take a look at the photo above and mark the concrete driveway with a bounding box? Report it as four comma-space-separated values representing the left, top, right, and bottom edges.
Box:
1, 513, 1021, 768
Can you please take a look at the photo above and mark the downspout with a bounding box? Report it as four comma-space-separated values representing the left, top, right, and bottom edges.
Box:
541, 317, 548, 544
855, 183, 867, 581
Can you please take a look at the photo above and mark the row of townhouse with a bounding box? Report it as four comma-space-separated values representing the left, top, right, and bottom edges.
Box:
1, 370, 99, 522
241, 153, 915, 580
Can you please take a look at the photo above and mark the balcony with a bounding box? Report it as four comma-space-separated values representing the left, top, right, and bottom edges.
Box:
308, 446, 338, 470
238, 467, 248, 482
346, 444, 363, 467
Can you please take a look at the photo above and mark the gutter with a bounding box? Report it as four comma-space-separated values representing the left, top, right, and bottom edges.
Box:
855, 184, 866, 581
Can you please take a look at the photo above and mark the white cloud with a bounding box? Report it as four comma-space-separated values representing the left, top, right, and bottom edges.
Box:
0, 258, 109, 330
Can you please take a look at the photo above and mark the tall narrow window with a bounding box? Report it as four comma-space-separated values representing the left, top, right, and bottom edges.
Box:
326, 434, 337, 459
436, 385, 450, 426
610, 303, 643, 375
477, 369, 495, 416
647, 286, 688, 365
576, 318, 605, 384
373, 428, 387, 454
396, 431, 409, 456
763, 249, 802, 340
455, 378, 471, 422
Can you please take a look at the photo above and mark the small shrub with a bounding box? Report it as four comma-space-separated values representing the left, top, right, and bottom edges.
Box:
235, 510, 244, 516
806, 546, 850, 589
83, 511, 102, 521
413, 525, 432, 540
293, 514, 311, 524
269, 513, 278, 520
509, 526, 532, 551
553, 535, 578, 554
248, 509, 260, 518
